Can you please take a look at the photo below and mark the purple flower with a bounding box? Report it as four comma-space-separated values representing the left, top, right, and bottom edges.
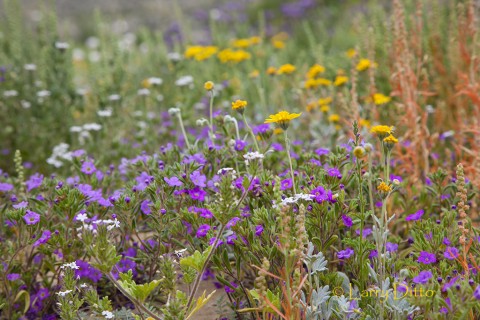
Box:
140, 199, 152, 215
23, 210, 40, 225
81, 160, 97, 175
444, 247, 459, 260
26, 173, 43, 192
189, 187, 207, 201
253, 124, 270, 135
338, 248, 354, 259
0, 182, 14, 192
196, 207, 213, 219
356, 228, 372, 238
442, 276, 459, 292
255, 225, 264, 236
7, 273, 21, 281
280, 178, 293, 190
13, 201, 28, 209
164, 176, 183, 187
386, 242, 398, 253
271, 143, 283, 151
327, 167, 342, 179
226, 233, 237, 245
224, 282, 238, 293
33, 230, 51, 247
226, 217, 241, 229
311, 186, 327, 203
135, 172, 154, 191
190, 170, 207, 187
342, 215, 353, 228
417, 251, 436, 264
315, 148, 330, 156
196, 224, 210, 238
413, 270, 432, 284
473, 285, 480, 300
75, 260, 102, 283
234, 140, 247, 151
405, 209, 424, 221
37, 288, 50, 301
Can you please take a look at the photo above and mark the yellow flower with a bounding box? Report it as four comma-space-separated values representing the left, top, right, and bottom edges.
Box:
306, 101, 318, 112
359, 118, 371, 128
307, 64, 326, 78
142, 78, 152, 88
265, 111, 302, 130
273, 128, 283, 135
232, 99, 247, 110
277, 64, 296, 75
272, 40, 286, 49
356, 58, 373, 71
204, 81, 214, 91
383, 134, 399, 144
377, 181, 392, 193
249, 36, 261, 44
318, 97, 332, 105
232, 38, 251, 48
373, 93, 391, 105
266, 66, 277, 75
249, 70, 260, 78
217, 49, 251, 63
353, 146, 366, 158
320, 105, 330, 113
184, 45, 218, 61
334, 75, 348, 86
346, 48, 357, 58
315, 78, 332, 86
304, 78, 319, 89
371, 125, 393, 136
328, 114, 340, 122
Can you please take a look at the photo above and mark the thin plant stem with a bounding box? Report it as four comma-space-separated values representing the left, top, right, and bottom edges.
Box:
242, 113, 260, 152
209, 91, 215, 139
283, 130, 297, 194
177, 112, 191, 150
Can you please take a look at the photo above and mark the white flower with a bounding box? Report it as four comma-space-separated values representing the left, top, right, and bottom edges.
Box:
80, 283, 88, 288
137, 88, 150, 96
83, 123, 102, 131
102, 311, 114, 319
280, 193, 315, 207
3, 90, 18, 97
147, 77, 163, 85
168, 107, 180, 116
107, 219, 121, 231
55, 42, 69, 50
167, 52, 182, 61
57, 290, 73, 297
217, 168, 236, 175
175, 75, 194, 87
75, 213, 89, 223
37, 90, 51, 98
24, 64, 37, 71
243, 152, 264, 161
97, 108, 113, 117
108, 94, 121, 101
196, 118, 209, 127
70, 126, 83, 133
21, 100, 31, 109
76, 88, 88, 96
86, 37, 100, 49
61, 262, 80, 270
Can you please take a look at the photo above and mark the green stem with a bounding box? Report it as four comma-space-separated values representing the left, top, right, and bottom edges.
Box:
209, 91, 215, 139
284, 130, 297, 194
177, 112, 191, 150
242, 113, 260, 152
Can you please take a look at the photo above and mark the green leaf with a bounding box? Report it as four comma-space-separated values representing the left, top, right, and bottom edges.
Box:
14, 290, 30, 314
186, 290, 216, 320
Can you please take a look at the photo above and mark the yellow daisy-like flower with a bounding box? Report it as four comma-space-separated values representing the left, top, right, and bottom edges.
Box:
249, 70, 260, 78
318, 97, 332, 105
377, 181, 392, 193
272, 40, 286, 49
307, 64, 326, 78
306, 101, 318, 112
265, 111, 302, 130
356, 58, 373, 71
277, 64, 296, 75
266, 66, 277, 75
273, 128, 283, 135
373, 93, 391, 105
142, 78, 152, 88
320, 105, 330, 113
334, 75, 349, 86
217, 49, 251, 63
204, 81, 214, 91
328, 114, 340, 122
232, 99, 247, 110
371, 125, 393, 136
359, 118, 371, 128
383, 134, 399, 144
304, 78, 319, 89
346, 48, 357, 58
315, 78, 332, 86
